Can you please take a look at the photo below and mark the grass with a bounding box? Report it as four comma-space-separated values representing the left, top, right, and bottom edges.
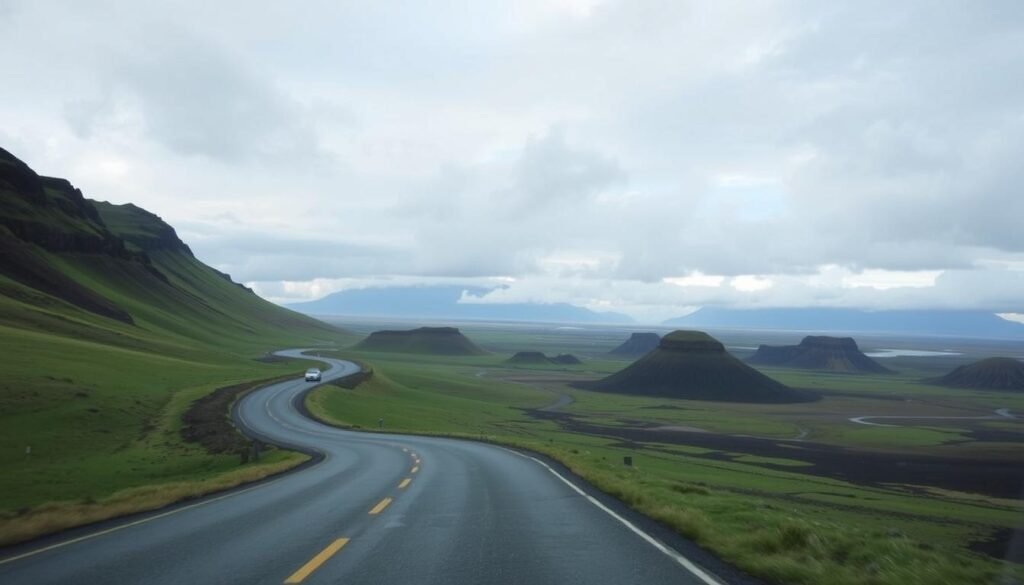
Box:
0, 207, 353, 543
0, 449, 307, 547
307, 341, 1024, 585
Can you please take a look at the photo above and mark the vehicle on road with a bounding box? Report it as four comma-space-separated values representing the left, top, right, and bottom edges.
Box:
304, 368, 322, 382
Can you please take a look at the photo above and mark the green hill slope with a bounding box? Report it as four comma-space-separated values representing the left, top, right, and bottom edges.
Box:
0, 146, 351, 543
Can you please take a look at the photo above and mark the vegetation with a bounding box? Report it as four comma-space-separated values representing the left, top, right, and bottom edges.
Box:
308, 331, 1024, 585
0, 148, 351, 544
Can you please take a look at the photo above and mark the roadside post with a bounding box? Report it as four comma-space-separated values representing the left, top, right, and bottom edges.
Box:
378, 417, 384, 429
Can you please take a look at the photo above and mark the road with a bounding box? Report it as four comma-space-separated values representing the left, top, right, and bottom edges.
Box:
0, 350, 733, 585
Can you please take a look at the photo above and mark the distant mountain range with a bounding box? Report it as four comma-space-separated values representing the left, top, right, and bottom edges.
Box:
286, 285, 634, 324
664, 308, 1024, 340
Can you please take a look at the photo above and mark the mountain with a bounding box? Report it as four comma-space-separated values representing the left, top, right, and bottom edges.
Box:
664, 307, 1024, 339
926, 358, 1024, 391
609, 332, 661, 357
287, 285, 633, 324
747, 336, 893, 374
578, 330, 807, 403
354, 326, 487, 355
506, 351, 582, 365
0, 146, 342, 353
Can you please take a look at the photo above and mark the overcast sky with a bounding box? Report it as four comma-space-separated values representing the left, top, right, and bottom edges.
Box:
2, 0, 1023, 322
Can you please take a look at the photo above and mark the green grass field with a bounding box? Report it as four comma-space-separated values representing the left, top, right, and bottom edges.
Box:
0, 174, 354, 544
307, 328, 1024, 585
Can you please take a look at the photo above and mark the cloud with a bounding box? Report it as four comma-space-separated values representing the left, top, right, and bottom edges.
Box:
1, 0, 1022, 317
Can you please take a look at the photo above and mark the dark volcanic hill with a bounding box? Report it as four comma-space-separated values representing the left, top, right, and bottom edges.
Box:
609, 332, 661, 357
580, 330, 806, 403
355, 327, 486, 355
550, 354, 582, 365
507, 351, 582, 365
926, 357, 1024, 391
507, 351, 551, 364
747, 336, 893, 374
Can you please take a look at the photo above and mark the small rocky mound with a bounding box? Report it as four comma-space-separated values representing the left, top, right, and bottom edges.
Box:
507, 351, 552, 364
580, 330, 807, 403
926, 357, 1024, 391
550, 354, 582, 365
355, 327, 487, 355
610, 332, 661, 357
506, 351, 582, 365
747, 336, 893, 374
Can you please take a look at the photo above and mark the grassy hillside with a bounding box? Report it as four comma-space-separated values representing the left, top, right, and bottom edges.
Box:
307, 334, 1024, 585
0, 147, 352, 543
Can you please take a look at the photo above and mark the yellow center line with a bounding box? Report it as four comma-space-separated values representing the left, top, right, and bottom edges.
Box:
398, 478, 412, 489
411, 465, 419, 474
368, 497, 393, 515
284, 538, 349, 584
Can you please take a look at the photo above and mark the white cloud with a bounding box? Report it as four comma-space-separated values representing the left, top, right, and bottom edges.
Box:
1, 0, 1022, 317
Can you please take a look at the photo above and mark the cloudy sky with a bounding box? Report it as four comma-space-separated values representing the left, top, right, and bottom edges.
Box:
2, 0, 1023, 322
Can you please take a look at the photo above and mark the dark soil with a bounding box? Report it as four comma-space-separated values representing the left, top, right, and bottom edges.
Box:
969, 526, 1024, 563
524, 409, 1024, 499
180, 373, 297, 455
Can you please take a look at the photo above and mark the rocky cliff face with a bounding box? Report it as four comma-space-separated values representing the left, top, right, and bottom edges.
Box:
0, 147, 260, 324
747, 336, 892, 374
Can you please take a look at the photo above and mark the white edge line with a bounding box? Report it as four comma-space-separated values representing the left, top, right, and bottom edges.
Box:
0, 471, 292, 566
496, 446, 725, 585
0, 357, 368, 567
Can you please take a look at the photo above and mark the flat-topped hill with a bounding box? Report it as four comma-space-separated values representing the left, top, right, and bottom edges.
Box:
610, 332, 661, 357
506, 351, 582, 365
747, 336, 892, 374
926, 357, 1024, 391
580, 330, 806, 403
355, 327, 487, 355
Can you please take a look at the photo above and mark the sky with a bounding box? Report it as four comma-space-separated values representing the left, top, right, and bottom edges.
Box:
2, 0, 1023, 323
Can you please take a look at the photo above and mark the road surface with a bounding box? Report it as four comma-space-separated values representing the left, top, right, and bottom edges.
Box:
0, 350, 735, 585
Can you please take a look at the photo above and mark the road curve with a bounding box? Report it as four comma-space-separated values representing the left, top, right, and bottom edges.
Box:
0, 351, 736, 585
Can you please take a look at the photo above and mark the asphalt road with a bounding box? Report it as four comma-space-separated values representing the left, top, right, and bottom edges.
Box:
0, 350, 732, 585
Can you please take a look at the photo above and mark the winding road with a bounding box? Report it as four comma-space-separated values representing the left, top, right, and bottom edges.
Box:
0, 350, 737, 585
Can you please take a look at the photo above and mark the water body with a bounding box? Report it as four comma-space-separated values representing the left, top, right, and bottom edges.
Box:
864, 348, 962, 358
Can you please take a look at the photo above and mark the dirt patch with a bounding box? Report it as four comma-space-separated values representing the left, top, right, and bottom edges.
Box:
328, 362, 374, 389
969, 526, 1024, 563
181, 373, 297, 456
524, 408, 1024, 499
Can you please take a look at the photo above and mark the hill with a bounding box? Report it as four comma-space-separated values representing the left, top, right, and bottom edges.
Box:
0, 147, 342, 351
354, 326, 487, 355
747, 336, 893, 374
610, 332, 661, 357
286, 285, 633, 324
926, 357, 1024, 391
506, 351, 582, 365
579, 330, 806, 403
0, 146, 349, 540
664, 307, 1024, 340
